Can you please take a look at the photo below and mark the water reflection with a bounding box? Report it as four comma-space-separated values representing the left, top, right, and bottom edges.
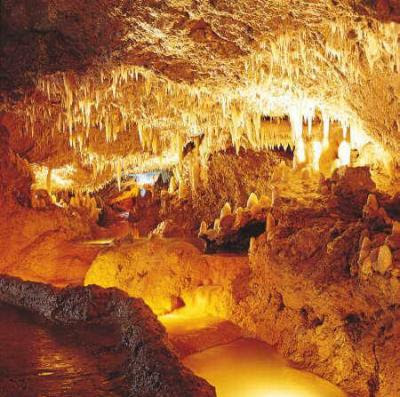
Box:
183, 338, 346, 397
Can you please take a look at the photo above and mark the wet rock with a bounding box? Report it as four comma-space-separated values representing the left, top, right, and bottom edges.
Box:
0, 275, 216, 397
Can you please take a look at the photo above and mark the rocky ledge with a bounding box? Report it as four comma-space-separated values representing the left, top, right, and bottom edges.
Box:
0, 275, 216, 397
231, 167, 400, 397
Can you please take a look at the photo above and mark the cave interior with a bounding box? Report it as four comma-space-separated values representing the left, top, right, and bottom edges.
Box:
1, 1, 400, 396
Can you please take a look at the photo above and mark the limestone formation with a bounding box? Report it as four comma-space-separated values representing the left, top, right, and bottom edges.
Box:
1, 2, 400, 397
246, 193, 259, 210
375, 244, 393, 274
220, 202, 232, 219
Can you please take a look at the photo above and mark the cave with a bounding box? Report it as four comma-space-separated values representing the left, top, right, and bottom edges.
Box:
1, 1, 400, 396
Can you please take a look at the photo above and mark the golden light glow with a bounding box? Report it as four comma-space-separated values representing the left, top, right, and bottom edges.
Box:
32, 164, 76, 190
183, 339, 346, 397
4, 13, 395, 194
338, 140, 351, 167
312, 141, 322, 171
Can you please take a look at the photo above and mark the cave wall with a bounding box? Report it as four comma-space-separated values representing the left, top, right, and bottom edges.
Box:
0, 118, 32, 208
0, 118, 97, 280
230, 170, 400, 397
159, 148, 288, 236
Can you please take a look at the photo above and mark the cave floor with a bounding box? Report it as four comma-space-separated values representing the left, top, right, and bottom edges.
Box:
0, 236, 348, 397
0, 303, 127, 397
0, 302, 346, 397
183, 338, 347, 397
163, 314, 346, 397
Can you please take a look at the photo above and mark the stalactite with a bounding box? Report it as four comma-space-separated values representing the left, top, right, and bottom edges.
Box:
338, 140, 351, 166
46, 167, 52, 194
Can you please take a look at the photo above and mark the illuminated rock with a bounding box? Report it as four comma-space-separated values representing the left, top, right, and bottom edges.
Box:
199, 221, 208, 235
259, 195, 272, 209
246, 193, 259, 210
220, 202, 232, 219
366, 194, 379, 211
359, 236, 371, 263
393, 221, 400, 236
360, 256, 373, 279
168, 176, 177, 194
213, 218, 221, 232
375, 245, 393, 274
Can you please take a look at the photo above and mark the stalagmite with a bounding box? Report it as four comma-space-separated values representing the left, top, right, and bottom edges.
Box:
363, 193, 379, 217
220, 202, 232, 219
375, 245, 392, 274
213, 218, 221, 233
249, 237, 255, 252
178, 182, 188, 199
247, 193, 259, 210
168, 176, 177, 194
359, 236, 371, 262
367, 194, 379, 211
271, 187, 279, 206
360, 257, 373, 279
199, 221, 208, 235
233, 207, 247, 230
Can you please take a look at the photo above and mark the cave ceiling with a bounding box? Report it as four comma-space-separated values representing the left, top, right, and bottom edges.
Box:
0, 0, 399, 190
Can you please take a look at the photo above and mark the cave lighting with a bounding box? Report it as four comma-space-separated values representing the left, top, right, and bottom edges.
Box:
32, 164, 76, 191
183, 338, 346, 397
312, 141, 322, 171
132, 171, 161, 185
338, 140, 351, 166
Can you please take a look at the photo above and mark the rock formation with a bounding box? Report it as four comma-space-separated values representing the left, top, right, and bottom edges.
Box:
0, 275, 216, 397
1, 1, 400, 396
